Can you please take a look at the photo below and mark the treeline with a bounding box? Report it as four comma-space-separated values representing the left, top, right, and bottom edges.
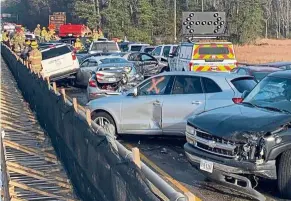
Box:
2, 0, 291, 44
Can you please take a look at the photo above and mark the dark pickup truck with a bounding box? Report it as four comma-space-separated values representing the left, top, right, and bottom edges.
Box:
184, 70, 291, 201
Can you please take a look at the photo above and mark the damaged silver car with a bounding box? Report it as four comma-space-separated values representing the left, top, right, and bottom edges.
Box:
184, 70, 291, 201
87, 62, 143, 100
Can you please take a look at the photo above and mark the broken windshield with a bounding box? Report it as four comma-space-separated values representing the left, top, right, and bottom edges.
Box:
243, 76, 291, 113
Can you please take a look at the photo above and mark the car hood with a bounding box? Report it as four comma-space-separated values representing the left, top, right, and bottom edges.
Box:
188, 104, 291, 141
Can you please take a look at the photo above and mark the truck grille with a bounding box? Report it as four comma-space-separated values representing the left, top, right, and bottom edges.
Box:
187, 126, 238, 158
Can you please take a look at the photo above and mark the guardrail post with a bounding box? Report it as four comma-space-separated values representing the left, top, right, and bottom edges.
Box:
73, 98, 78, 112
46, 77, 50, 89
132, 147, 141, 168
86, 109, 92, 126
52, 82, 57, 93
61, 88, 66, 102
185, 192, 196, 201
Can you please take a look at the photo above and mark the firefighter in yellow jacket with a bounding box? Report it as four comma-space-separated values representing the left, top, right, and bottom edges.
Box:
34, 24, 41, 42
74, 38, 84, 52
41, 27, 47, 42
28, 41, 42, 73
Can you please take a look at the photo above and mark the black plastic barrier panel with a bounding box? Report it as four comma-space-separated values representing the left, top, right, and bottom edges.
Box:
1, 44, 160, 201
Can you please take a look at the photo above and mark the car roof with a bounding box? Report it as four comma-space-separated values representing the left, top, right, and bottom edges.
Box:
237, 66, 283, 72
267, 70, 291, 79
40, 44, 69, 52
159, 71, 253, 80
92, 41, 116, 43
261, 61, 291, 66
87, 56, 124, 61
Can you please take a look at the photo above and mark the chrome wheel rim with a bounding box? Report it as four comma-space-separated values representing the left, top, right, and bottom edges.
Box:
94, 117, 110, 127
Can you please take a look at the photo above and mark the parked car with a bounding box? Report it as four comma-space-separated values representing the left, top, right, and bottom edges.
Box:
40, 44, 79, 81
231, 66, 283, 82
140, 46, 156, 54
87, 72, 257, 136
151, 44, 178, 61
88, 41, 120, 54
75, 56, 128, 86
123, 52, 168, 77
87, 62, 143, 100
126, 43, 150, 52
76, 52, 121, 63
260, 61, 291, 70
184, 70, 291, 200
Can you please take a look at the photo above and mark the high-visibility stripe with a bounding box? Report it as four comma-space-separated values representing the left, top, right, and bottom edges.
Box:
192, 65, 236, 72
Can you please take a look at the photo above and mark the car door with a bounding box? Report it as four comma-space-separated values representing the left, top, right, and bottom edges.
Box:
169, 46, 180, 71
161, 75, 206, 135
140, 53, 159, 76
76, 59, 98, 86
120, 75, 172, 135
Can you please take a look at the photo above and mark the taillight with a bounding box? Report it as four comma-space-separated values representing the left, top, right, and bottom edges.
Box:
96, 73, 104, 81
232, 98, 243, 104
72, 52, 76, 60
89, 79, 97, 87
188, 62, 193, 71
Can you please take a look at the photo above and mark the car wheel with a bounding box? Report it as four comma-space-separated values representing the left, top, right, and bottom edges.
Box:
91, 111, 117, 137
277, 150, 291, 199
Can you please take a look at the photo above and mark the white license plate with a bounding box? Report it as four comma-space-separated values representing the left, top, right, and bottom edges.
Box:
108, 78, 116, 82
200, 159, 214, 173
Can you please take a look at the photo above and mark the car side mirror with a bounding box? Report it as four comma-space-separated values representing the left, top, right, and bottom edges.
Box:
241, 90, 250, 99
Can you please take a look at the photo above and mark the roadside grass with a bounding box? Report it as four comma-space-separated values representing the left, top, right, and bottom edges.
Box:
234, 39, 291, 64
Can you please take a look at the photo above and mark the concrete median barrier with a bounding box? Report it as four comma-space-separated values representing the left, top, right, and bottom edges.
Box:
1, 44, 164, 201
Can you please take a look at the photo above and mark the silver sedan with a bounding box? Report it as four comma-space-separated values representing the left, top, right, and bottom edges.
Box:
87, 72, 257, 136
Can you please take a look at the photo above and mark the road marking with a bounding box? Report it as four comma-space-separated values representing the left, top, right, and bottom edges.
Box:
125, 143, 201, 201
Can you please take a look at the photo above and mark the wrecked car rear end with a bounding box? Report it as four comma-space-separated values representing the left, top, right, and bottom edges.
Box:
184, 71, 291, 201
87, 63, 143, 100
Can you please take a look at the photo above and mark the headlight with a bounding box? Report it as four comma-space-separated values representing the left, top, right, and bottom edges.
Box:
123, 66, 132, 73
186, 124, 195, 135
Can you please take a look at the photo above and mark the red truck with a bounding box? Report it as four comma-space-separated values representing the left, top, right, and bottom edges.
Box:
59, 24, 91, 38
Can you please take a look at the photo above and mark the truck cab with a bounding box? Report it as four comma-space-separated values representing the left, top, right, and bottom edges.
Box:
168, 41, 237, 72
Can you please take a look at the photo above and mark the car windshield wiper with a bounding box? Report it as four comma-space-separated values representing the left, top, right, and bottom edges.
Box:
241, 101, 257, 107
258, 106, 291, 114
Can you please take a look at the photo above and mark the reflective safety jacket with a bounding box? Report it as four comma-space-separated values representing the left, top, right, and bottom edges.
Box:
34, 28, 41, 36
2, 32, 8, 42
29, 49, 42, 72
74, 41, 83, 51
41, 30, 47, 37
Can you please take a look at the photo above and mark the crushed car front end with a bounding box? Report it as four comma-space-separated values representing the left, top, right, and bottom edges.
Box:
184, 104, 291, 201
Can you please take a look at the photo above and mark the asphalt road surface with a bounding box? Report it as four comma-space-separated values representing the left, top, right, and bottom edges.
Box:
65, 86, 288, 201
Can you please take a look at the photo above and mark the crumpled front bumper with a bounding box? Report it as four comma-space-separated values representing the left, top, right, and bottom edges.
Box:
184, 143, 277, 201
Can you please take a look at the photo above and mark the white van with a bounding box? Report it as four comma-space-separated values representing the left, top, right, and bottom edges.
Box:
168, 41, 237, 72
41, 44, 80, 81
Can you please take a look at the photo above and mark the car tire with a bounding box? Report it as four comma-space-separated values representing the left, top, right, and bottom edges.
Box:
277, 150, 291, 199
91, 111, 117, 137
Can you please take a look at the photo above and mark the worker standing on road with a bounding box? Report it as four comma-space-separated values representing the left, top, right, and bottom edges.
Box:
12, 27, 23, 54
20, 27, 26, 48
20, 39, 32, 62
28, 41, 42, 73
74, 38, 84, 53
41, 27, 47, 42
44, 27, 51, 42
34, 24, 41, 42
92, 29, 99, 41
2, 30, 9, 46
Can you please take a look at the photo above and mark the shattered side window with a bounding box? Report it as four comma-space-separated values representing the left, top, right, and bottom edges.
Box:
138, 76, 171, 96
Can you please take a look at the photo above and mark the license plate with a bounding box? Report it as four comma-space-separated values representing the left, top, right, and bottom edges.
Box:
108, 78, 116, 82
200, 159, 214, 173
